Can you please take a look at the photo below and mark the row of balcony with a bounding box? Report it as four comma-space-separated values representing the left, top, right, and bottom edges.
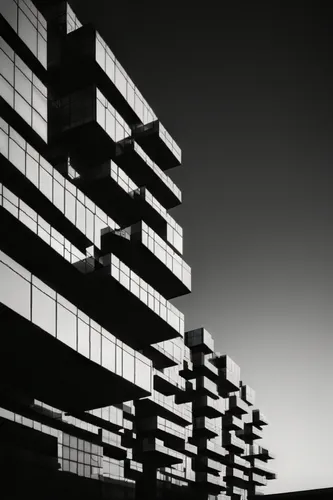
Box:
48, 24, 181, 169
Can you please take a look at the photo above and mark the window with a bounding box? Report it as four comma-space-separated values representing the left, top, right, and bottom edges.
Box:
90, 327, 101, 364
0, 49, 14, 85
101, 335, 115, 372
123, 350, 134, 383
57, 303, 77, 349
18, 10, 37, 56
32, 286, 56, 335
0, 261, 31, 320
9, 139, 25, 173
78, 319, 90, 358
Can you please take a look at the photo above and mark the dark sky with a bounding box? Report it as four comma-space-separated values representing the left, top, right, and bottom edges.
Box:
71, 1, 333, 493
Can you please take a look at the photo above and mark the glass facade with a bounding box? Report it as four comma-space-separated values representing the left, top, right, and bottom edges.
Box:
0, 2, 275, 500
0, 36, 47, 141
0, 0, 47, 67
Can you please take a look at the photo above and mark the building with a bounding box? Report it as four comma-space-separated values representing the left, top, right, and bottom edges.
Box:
0, 1, 275, 499
256, 488, 333, 500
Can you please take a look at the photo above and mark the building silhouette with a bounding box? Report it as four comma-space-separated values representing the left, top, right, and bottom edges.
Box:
0, 1, 275, 499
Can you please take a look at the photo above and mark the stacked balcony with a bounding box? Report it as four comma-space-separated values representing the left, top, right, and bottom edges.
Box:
213, 355, 241, 397
101, 221, 191, 300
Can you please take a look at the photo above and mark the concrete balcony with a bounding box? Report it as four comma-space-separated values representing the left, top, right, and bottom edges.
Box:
135, 438, 183, 467
244, 445, 275, 462
153, 370, 185, 396
252, 459, 276, 480
101, 221, 191, 300
194, 456, 223, 474
226, 454, 251, 473
136, 415, 186, 448
212, 355, 240, 396
196, 472, 226, 494
0, 300, 151, 413
49, 86, 132, 169
222, 415, 244, 432
222, 434, 246, 455
252, 409, 269, 428
250, 472, 267, 486
236, 423, 263, 442
203, 440, 228, 462
116, 139, 182, 209
240, 384, 255, 406
193, 395, 225, 419
227, 395, 248, 416
195, 376, 219, 400
133, 120, 181, 171
225, 467, 249, 488
191, 352, 219, 381
193, 417, 219, 438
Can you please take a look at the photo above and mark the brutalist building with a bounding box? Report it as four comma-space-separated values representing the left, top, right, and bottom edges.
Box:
0, 1, 276, 499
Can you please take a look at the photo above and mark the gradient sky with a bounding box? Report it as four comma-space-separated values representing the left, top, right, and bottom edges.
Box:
71, 1, 333, 493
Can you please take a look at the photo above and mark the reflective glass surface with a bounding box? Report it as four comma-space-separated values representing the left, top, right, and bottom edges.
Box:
109, 161, 183, 254
0, 0, 47, 67
96, 88, 131, 143
108, 253, 184, 336
0, 119, 119, 248
133, 141, 182, 202
0, 37, 47, 141
0, 250, 152, 393
95, 32, 156, 126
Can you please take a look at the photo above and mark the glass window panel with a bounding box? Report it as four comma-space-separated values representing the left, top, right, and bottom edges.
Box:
96, 98, 105, 128
15, 68, 31, 102
57, 303, 77, 350
90, 328, 101, 364
116, 346, 122, 376
78, 319, 89, 358
37, 33, 47, 67
15, 92, 31, 125
65, 190, 76, 224
101, 335, 115, 372
0, 37, 14, 61
0, 75, 14, 107
16, 55, 32, 80
127, 83, 134, 109
26, 154, 38, 186
86, 209, 94, 242
9, 139, 25, 173
0, 0, 18, 31
20, 1, 36, 27
135, 359, 151, 392
32, 286, 56, 335
0, 128, 9, 158
53, 180, 64, 212
18, 11, 37, 55
0, 260, 31, 320
20, 210, 37, 233
105, 53, 115, 81
9, 127, 25, 149
115, 66, 126, 98
76, 200, 85, 234
39, 167, 52, 200
32, 110, 47, 142
0, 49, 14, 85
32, 86, 47, 119
123, 350, 134, 383
95, 39, 105, 68
115, 120, 124, 142
105, 109, 115, 141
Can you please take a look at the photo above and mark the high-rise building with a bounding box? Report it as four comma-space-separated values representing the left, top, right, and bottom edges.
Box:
0, 1, 275, 499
